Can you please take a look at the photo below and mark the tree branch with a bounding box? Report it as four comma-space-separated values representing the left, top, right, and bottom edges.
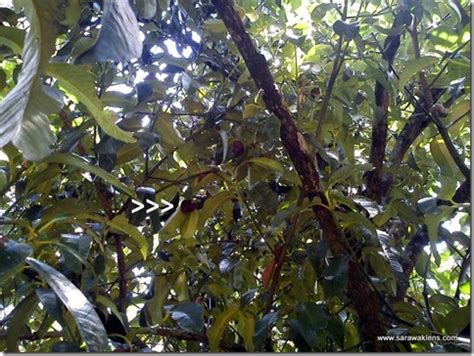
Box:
314, 0, 349, 143
365, 9, 405, 202
407, 17, 470, 180
211, 1, 390, 350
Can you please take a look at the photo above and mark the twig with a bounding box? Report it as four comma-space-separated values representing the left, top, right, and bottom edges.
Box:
454, 250, 470, 302
315, 0, 349, 143
263, 191, 305, 315
422, 253, 436, 331
407, 18, 470, 179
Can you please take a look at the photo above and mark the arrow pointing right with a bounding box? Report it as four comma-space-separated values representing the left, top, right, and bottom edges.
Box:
146, 199, 160, 214
131, 199, 145, 214
160, 199, 174, 214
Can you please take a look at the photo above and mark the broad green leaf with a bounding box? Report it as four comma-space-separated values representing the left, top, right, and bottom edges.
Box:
36, 288, 64, 324
0, 1, 65, 160
321, 256, 349, 296
0, 27, 25, 53
44, 153, 136, 197
108, 214, 148, 259
199, 191, 234, 226
328, 164, 353, 187
96, 295, 126, 329
398, 56, 438, 90
430, 138, 459, 176
336, 210, 377, 237
75, 0, 143, 63
153, 113, 183, 147
144, 275, 169, 325
243, 103, 263, 119
246, 157, 283, 174
367, 252, 397, 296
26, 258, 108, 352
208, 305, 239, 351
443, 306, 470, 335
6, 293, 39, 352
203, 19, 226, 36
165, 302, 204, 333
0, 239, 32, 277
46, 63, 135, 143
424, 206, 453, 264
180, 210, 199, 239
254, 312, 278, 348
444, 99, 469, 126
237, 311, 255, 351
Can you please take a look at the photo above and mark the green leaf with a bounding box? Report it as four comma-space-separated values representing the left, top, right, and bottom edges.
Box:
328, 164, 353, 187
243, 103, 263, 119
208, 305, 239, 351
26, 258, 109, 352
6, 293, 39, 352
0, 27, 25, 53
237, 311, 255, 351
165, 302, 204, 333
46, 63, 135, 143
36, 288, 64, 324
0, 239, 32, 277
398, 56, 438, 90
247, 157, 284, 174
44, 153, 136, 197
336, 210, 377, 237
203, 19, 227, 36
0, 1, 65, 160
443, 306, 470, 335
199, 191, 234, 226
144, 275, 169, 325
321, 256, 349, 296
75, 0, 143, 63
96, 295, 126, 329
153, 113, 183, 148
424, 206, 453, 264
367, 251, 397, 296
180, 210, 199, 239
254, 312, 278, 348
430, 138, 459, 176
108, 214, 148, 259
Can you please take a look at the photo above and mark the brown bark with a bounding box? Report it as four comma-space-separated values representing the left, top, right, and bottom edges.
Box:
211, 0, 390, 351
366, 10, 404, 202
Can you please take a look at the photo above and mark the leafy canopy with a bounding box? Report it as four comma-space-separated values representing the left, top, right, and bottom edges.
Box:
0, 0, 470, 353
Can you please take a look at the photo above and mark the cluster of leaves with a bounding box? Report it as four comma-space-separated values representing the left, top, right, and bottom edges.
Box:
0, 0, 470, 352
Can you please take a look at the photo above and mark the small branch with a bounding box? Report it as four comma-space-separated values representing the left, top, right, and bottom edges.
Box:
454, 250, 471, 302
114, 235, 128, 314
264, 192, 305, 315
428, 41, 470, 88
407, 18, 470, 180
315, 0, 348, 143
422, 254, 436, 331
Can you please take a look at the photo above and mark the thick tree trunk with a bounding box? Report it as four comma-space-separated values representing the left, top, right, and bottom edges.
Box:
211, 0, 391, 350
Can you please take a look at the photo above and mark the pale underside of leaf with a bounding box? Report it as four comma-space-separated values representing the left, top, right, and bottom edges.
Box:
76, 0, 143, 63
26, 257, 109, 352
0, 1, 64, 160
